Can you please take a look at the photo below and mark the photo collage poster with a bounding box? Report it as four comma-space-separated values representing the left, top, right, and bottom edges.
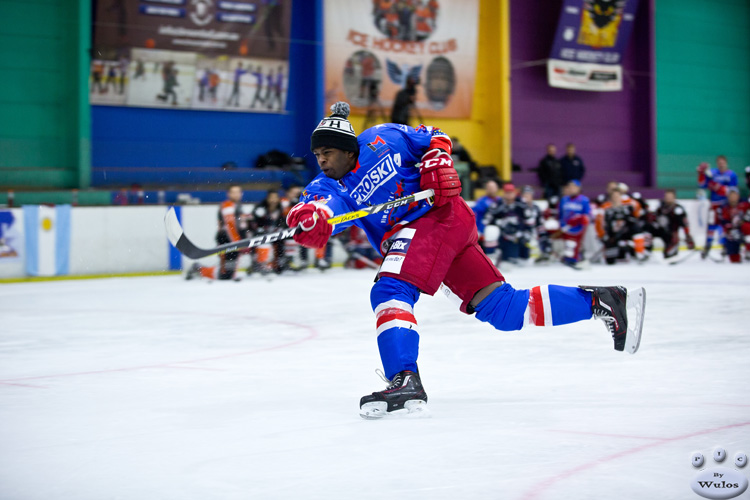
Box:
90, 0, 291, 113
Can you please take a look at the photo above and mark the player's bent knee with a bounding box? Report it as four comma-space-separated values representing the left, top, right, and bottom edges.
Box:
370, 276, 420, 311
473, 283, 529, 331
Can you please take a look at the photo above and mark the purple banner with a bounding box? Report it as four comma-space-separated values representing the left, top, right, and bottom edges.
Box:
547, 0, 640, 91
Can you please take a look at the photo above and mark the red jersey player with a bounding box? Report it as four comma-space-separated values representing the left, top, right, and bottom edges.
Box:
716, 188, 750, 263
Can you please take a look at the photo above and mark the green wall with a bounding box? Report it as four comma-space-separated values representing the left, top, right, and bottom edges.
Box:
656, 0, 750, 196
0, 0, 90, 189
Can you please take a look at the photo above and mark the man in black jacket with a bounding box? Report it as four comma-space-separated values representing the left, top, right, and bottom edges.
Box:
560, 143, 586, 184
536, 144, 563, 201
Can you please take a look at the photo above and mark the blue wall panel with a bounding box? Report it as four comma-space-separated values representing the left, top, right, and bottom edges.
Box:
91, 0, 324, 187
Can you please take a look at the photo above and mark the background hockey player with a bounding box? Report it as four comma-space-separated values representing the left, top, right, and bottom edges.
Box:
285, 102, 646, 419
697, 155, 738, 259
482, 183, 526, 266
558, 180, 591, 268
185, 185, 248, 281
716, 187, 750, 263
250, 190, 288, 274
472, 179, 499, 241
644, 189, 694, 259
519, 185, 551, 263
596, 187, 641, 265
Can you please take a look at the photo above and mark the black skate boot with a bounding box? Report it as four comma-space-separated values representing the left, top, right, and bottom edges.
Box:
360, 370, 428, 419
579, 285, 646, 354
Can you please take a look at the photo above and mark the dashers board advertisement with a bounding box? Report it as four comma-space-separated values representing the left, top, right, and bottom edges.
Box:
324, 0, 479, 119
547, 0, 640, 91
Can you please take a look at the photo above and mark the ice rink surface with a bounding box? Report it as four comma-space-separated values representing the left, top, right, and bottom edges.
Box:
1, 259, 749, 500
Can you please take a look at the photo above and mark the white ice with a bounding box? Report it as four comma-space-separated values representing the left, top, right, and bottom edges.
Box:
1, 259, 749, 500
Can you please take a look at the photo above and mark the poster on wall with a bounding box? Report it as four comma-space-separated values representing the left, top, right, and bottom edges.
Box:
90, 0, 291, 112
547, 0, 640, 91
324, 0, 480, 119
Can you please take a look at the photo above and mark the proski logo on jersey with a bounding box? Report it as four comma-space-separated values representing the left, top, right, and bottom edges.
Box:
352, 155, 397, 205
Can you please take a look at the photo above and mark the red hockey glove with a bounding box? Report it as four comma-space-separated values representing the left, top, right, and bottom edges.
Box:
286, 202, 333, 249
567, 214, 589, 227
418, 148, 461, 206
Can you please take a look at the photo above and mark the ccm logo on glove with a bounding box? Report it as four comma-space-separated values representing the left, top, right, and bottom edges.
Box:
419, 148, 461, 207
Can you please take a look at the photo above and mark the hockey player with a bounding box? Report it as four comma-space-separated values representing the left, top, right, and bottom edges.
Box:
185, 185, 248, 281
482, 183, 526, 265
558, 180, 591, 268
286, 103, 646, 419
251, 190, 288, 274
697, 156, 738, 259
519, 185, 551, 262
646, 189, 694, 259
473, 179, 500, 237
597, 187, 641, 265
716, 188, 750, 263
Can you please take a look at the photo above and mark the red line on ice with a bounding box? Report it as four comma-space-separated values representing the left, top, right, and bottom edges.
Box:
520, 420, 750, 500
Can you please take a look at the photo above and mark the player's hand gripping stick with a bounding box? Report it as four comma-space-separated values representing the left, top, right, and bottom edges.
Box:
418, 148, 461, 206
286, 202, 334, 249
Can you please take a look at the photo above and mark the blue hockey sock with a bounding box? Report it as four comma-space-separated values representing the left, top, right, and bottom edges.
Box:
371, 277, 421, 379
475, 283, 593, 330
474, 283, 530, 331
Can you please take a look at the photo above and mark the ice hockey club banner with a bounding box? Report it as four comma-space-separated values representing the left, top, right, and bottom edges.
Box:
91, 0, 291, 113
324, 0, 479, 119
23, 205, 71, 277
547, 0, 640, 91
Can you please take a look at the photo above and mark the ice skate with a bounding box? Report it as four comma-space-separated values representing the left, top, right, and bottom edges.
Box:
360, 370, 428, 419
579, 286, 646, 354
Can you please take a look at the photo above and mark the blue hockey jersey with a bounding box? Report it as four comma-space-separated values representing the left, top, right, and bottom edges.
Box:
698, 168, 738, 206
559, 194, 591, 235
300, 123, 450, 254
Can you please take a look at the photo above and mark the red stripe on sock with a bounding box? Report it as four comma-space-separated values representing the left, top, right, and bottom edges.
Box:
529, 286, 545, 326
376, 309, 417, 329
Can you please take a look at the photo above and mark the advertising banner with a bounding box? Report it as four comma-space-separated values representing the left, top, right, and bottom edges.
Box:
547, 0, 640, 91
324, 0, 479, 120
90, 0, 290, 112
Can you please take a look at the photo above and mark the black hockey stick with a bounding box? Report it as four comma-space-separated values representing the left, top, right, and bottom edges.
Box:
666, 249, 697, 266
165, 189, 434, 260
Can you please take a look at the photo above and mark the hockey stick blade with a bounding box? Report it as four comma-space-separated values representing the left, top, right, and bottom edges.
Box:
666, 249, 697, 266
165, 189, 434, 260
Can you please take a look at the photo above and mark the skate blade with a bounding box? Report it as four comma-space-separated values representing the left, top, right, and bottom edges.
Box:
359, 400, 430, 420
625, 287, 646, 354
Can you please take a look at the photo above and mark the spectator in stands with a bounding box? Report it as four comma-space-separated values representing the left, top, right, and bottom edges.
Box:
536, 143, 564, 201
560, 142, 586, 185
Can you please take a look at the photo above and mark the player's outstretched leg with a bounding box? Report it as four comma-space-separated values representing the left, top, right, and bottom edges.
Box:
360, 370, 428, 419
472, 283, 646, 353
579, 286, 646, 353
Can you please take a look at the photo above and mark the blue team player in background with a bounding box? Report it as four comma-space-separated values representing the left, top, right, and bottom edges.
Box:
285, 102, 646, 419
558, 180, 591, 269
697, 155, 738, 259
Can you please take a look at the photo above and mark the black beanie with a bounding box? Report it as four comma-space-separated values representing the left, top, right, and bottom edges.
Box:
310, 102, 358, 153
